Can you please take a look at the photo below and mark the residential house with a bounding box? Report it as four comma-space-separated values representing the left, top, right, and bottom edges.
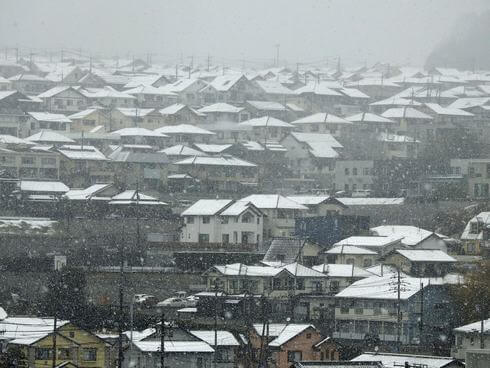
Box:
203, 262, 328, 301
202, 74, 262, 105
180, 199, 264, 245
312, 264, 375, 295
0, 135, 60, 179
160, 144, 207, 162
239, 116, 296, 142
254, 79, 295, 104
80, 86, 136, 108
245, 100, 289, 120
0, 317, 114, 368
345, 78, 401, 99
197, 102, 248, 123
381, 249, 456, 277
422, 102, 475, 137
324, 245, 378, 268
281, 132, 342, 187
123, 74, 170, 89
107, 145, 170, 189
292, 81, 344, 113
460, 212, 490, 255
370, 225, 448, 252
377, 132, 419, 159
26, 130, 74, 147
111, 127, 167, 146
189, 330, 240, 368
0, 75, 13, 90
198, 121, 253, 144
109, 108, 163, 131
123, 325, 214, 368
286, 196, 346, 217
240, 194, 308, 238
346, 112, 396, 134
155, 124, 215, 145
68, 107, 111, 133
124, 84, 177, 108
27, 112, 71, 136
58, 144, 113, 187
333, 236, 403, 256
334, 160, 374, 193
8, 74, 53, 95
381, 107, 434, 142
262, 238, 323, 267
351, 352, 464, 368
466, 159, 490, 199
249, 324, 339, 368
37, 86, 87, 114
333, 275, 457, 347
174, 155, 258, 192
291, 113, 352, 138
165, 78, 208, 106
159, 103, 204, 125
452, 319, 490, 360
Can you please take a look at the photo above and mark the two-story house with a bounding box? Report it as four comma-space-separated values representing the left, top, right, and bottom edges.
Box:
180, 199, 264, 246
452, 319, 490, 360
381, 249, 456, 277
37, 86, 87, 114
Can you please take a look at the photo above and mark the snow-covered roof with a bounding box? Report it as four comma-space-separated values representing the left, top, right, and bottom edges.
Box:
346, 112, 395, 124
326, 245, 377, 255
194, 143, 232, 153
241, 141, 287, 152
20, 180, 69, 193
220, 201, 259, 216
155, 124, 215, 135
112, 127, 167, 137
370, 96, 422, 107
159, 103, 189, 115
181, 199, 233, 216
64, 183, 113, 200
291, 113, 351, 125
0, 317, 69, 340
134, 340, 214, 353
294, 81, 343, 96
197, 103, 243, 114
26, 130, 75, 143
334, 236, 403, 248
371, 225, 444, 246
123, 74, 168, 89
381, 107, 433, 120
395, 249, 456, 262
160, 144, 206, 157
337, 197, 404, 206
80, 86, 136, 99
289, 132, 342, 158
115, 108, 155, 118
461, 211, 490, 241
190, 330, 240, 346
0, 134, 36, 146
256, 80, 294, 95
352, 352, 459, 368
335, 275, 425, 300
0, 307, 7, 320
124, 85, 176, 96
246, 100, 287, 111
175, 155, 256, 167
312, 264, 375, 278
424, 103, 474, 117
37, 85, 80, 99
68, 108, 103, 120
239, 116, 294, 128
252, 323, 315, 347
287, 195, 334, 206
110, 190, 167, 205
339, 87, 370, 99
123, 327, 156, 341
241, 194, 308, 210
454, 318, 490, 335
448, 97, 490, 110
58, 145, 107, 161
208, 74, 244, 91
28, 112, 71, 123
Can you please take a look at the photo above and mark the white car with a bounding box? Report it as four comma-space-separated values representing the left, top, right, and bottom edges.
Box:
157, 294, 198, 308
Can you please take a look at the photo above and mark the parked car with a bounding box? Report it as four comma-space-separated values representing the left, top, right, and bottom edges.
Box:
133, 294, 158, 308
157, 291, 198, 308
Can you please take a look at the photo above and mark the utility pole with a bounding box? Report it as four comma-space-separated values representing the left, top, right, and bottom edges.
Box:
207, 55, 211, 72
396, 267, 401, 352
275, 44, 280, 67
419, 282, 424, 344
51, 270, 58, 368
160, 311, 165, 368
117, 237, 125, 368
135, 181, 141, 266
214, 282, 219, 368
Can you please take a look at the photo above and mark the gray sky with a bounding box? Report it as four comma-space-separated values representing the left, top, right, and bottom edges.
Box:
1, 0, 489, 67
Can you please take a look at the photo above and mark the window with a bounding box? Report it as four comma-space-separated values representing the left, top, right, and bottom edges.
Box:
21, 156, 35, 165
363, 167, 370, 175
82, 348, 97, 361
363, 259, 372, 267
69, 331, 75, 338
353, 168, 358, 176
58, 348, 71, 359
344, 184, 349, 191
41, 157, 56, 165
202, 216, 210, 224
35, 348, 53, 360
222, 234, 229, 244
186, 216, 194, 224
221, 216, 229, 224
198, 233, 209, 243
344, 168, 350, 175
287, 351, 302, 362
306, 333, 312, 339
242, 212, 253, 223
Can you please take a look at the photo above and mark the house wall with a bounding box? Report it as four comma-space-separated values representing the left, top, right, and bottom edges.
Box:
124, 350, 213, 368
334, 160, 374, 193
70, 110, 110, 132
0, 150, 60, 180
452, 331, 490, 360
44, 89, 87, 113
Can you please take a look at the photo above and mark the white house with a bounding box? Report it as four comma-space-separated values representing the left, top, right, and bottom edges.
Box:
452, 318, 490, 360
180, 199, 264, 246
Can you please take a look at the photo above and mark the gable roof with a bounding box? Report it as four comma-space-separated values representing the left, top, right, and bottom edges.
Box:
239, 116, 294, 128
174, 155, 256, 167
160, 144, 206, 157
240, 194, 308, 210
381, 107, 433, 120
370, 225, 445, 246
325, 245, 377, 255
181, 199, 234, 216
252, 323, 316, 347
352, 352, 462, 368
27, 130, 75, 144
190, 330, 240, 346
346, 112, 395, 124
312, 264, 374, 278
263, 238, 306, 264
155, 124, 215, 135
208, 74, 246, 92
395, 249, 456, 262
292, 113, 351, 125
